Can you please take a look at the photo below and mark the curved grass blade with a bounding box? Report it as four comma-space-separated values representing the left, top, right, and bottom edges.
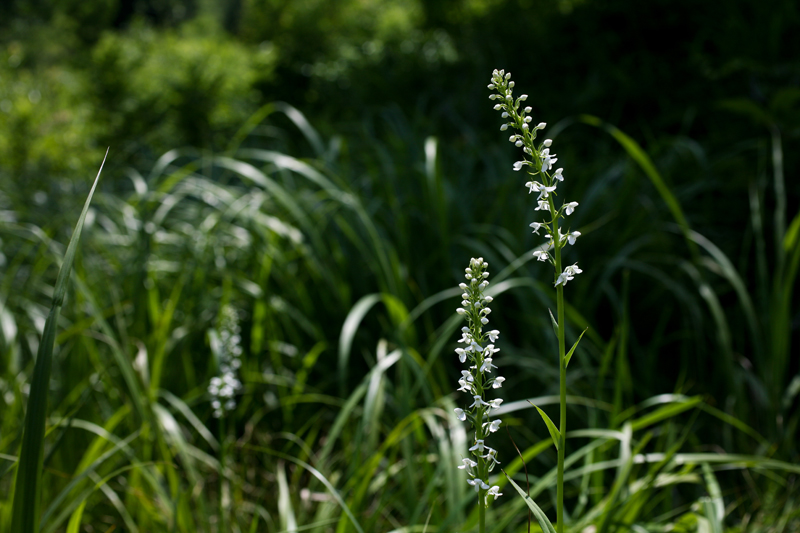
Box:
11, 149, 108, 533
502, 471, 556, 533
578, 115, 699, 261
248, 446, 366, 533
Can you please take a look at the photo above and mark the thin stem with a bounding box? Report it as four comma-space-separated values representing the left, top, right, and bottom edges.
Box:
479, 496, 486, 533
219, 416, 227, 532
552, 207, 567, 533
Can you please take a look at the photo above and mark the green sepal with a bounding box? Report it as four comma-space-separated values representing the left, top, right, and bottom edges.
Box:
502, 471, 556, 533
565, 327, 588, 368
529, 401, 561, 451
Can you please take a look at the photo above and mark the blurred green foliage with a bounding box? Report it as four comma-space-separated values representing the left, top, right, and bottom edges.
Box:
1, 0, 799, 529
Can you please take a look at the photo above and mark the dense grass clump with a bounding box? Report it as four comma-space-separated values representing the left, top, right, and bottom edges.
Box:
1, 100, 799, 531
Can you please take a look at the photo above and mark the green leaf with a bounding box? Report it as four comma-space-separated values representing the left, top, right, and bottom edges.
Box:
529, 401, 561, 451
503, 472, 556, 533
11, 149, 107, 533
565, 327, 588, 367
65, 500, 86, 533
548, 308, 559, 337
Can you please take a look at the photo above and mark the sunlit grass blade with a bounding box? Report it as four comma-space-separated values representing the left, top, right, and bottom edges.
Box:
502, 472, 556, 533
10, 149, 107, 533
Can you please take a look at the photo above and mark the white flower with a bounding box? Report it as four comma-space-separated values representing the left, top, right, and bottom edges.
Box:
567, 231, 581, 245
480, 317, 489, 325
484, 419, 502, 433
454, 408, 467, 421
566, 263, 583, 275
469, 439, 485, 453
479, 357, 497, 373
553, 168, 564, 181
480, 447, 501, 470
455, 348, 467, 363
487, 486, 503, 498
543, 139, 552, 147
513, 160, 526, 171
458, 458, 478, 470
525, 181, 540, 194
536, 184, 557, 200
555, 264, 581, 287
487, 330, 500, 342
555, 271, 572, 286
483, 344, 500, 357
457, 378, 472, 393
492, 376, 505, 388
470, 396, 489, 408
456, 308, 466, 315
535, 200, 550, 211
468, 478, 490, 492
535, 122, 546, 130
533, 250, 548, 262
540, 148, 557, 172
564, 201, 578, 215
530, 221, 544, 234
461, 370, 474, 382
488, 398, 503, 409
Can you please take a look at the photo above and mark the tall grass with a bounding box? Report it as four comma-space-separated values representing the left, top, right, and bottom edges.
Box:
0, 101, 797, 531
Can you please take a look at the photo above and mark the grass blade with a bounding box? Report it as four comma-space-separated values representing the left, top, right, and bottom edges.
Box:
502, 471, 556, 533
11, 149, 107, 533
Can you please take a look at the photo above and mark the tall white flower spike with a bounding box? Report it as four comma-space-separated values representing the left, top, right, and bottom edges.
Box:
452, 257, 503, 502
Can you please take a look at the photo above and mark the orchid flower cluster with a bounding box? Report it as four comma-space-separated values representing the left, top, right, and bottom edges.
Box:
488, 69, 582, 286
208, 305, 243, 418
454, 257, 504, 504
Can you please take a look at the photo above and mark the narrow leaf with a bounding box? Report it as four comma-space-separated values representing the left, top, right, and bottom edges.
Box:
11, 149, 107, 533
565, 327, 588, 367
503, 471, 556, 533
65, 500, 86, 533
548, 308, 559, 337
529, 401, 561, 451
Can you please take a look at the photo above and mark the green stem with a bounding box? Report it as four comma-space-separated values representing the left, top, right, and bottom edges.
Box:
219, 416, 227, 532
479, 496, 486, 533
556, 283, 566, 533
552, 206, 566, 533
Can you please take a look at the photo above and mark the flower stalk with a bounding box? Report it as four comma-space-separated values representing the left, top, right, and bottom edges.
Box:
489, 68, 585, 533
453, 258, 504, 532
